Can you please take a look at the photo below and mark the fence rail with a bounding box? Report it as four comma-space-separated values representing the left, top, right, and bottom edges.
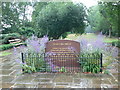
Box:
21, 52, 102, 73
79, 53, 102, 73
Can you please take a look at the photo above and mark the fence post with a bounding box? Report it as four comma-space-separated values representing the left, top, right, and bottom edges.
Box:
21, 53, 24, 72
100, 53, 102, 72
44, 52, 46, 72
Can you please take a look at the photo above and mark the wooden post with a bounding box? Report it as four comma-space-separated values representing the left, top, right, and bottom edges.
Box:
44, 52, 46, 72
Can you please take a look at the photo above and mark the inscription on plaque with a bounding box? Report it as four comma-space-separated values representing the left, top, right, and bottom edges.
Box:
45, 40, 80, 72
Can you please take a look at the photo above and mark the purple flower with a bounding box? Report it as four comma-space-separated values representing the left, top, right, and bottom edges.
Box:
92, 35, 105, 49
13, 47, 19, 55
29, 40, 40, 53
25, 35, 49, 53
16, 59, 21, 64
20, 45, 26, 49
68, 46, 78, 54
41, 35, 49, 44
22, 62, 26, 65
40, 35, 49, 47
48, 61, 58, 72
112, 47, 118, 57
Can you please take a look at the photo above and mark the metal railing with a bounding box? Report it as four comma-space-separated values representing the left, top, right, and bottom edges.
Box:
21, 52, 102, 73
79, 53, 102, 73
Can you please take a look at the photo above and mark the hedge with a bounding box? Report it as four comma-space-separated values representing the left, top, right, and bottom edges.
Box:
0, 44, 14, 51
0, 43, 26, 51
112, 40, 120, 48
0, 33, 21, 44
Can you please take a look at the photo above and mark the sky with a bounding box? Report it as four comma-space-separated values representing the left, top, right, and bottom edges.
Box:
72, 0, 98, 8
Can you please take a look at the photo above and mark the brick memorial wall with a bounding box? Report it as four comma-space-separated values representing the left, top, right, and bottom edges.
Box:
45, 40, 80, 72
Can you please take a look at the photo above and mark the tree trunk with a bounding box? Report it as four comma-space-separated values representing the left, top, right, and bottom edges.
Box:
23, 4, 27, 24
108, 24, 112, 38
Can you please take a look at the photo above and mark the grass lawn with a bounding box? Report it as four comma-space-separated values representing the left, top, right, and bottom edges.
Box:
103, 38, 118, 43
0, 51, 12, 56
64, 34, 80, 40
65, 33, 118, 43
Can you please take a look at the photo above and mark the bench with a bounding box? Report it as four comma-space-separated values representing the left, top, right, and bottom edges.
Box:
8, 39, 24, 46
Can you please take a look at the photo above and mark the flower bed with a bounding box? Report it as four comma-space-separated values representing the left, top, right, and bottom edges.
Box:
79, 52, 102, 73
14, 34, 118, 74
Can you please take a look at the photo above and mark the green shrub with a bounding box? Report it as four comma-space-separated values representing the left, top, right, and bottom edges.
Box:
1, 33, 21, 44
3, 36, 12, 44
0, 44, 14, 51
0, 34, 8, 39
22, 53, 47, 73
103, 70, 110, 75
22, 64, 36, 74
59, 67, 67, 72
0, 51, 12, 56
0, 43, 26, 51
0, 39, 4, 44
112, 40, 120, 48
79, 52, 101, 73
8, 33, 21, 37
1, 33, 21, 39
82, 63, 100, 73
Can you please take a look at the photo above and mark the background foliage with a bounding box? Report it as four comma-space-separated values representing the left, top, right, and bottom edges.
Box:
32, 2, 86, 39
1, 1, 119, 40
87, 2, 119, 37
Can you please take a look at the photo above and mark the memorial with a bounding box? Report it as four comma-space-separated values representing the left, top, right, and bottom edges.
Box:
45, 40, 80, 72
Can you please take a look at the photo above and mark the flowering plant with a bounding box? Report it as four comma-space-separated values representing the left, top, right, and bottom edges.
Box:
77, 34, 118, 73
25, 35, 48, 53
15, 35, 49, 73
77, 34, 118, 58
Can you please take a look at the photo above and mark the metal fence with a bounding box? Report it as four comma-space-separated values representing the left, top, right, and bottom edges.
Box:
21, 52, 102, 73
79, 53, 102, 73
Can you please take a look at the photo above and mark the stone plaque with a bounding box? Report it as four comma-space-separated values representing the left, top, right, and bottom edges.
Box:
45, 40, 80, 72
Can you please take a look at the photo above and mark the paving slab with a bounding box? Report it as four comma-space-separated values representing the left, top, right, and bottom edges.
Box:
55, 82, 70, 86
1, 82, 14, 88
101, 84, 113, 88
0, 47, 119, 88
38, 83, 54, 88
12, 83, 37, 88
33, 78, 52, 84
73, 78, 81, 84
92, 84, 101, 88
10, 65, 22, 70
2, 76, 15, 83
54, 85, 68, 88
9, 70, 22, 76
1, 65, 13, 70
91, 78, 102, 85
0, 69, 13, 76
34, 73, 56, 79
12, 74, 36, 84
112, 84, 119, 88
101, 78, 112, 84
53, 73, 73, 83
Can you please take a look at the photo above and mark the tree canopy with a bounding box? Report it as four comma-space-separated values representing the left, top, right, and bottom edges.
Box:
87, 2, 119, 37
1, 2, 34, 37
1, 1, 119, 39
32, 2, 86, 39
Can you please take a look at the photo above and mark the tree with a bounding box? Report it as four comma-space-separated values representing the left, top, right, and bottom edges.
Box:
87, 2, 119, 37
32, 2, 48, 37
98, 2, 119, 37
87, 5, 109, 34
2, 2, 20, 34
32, 2, 86, 39
2, 2, 34, 38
